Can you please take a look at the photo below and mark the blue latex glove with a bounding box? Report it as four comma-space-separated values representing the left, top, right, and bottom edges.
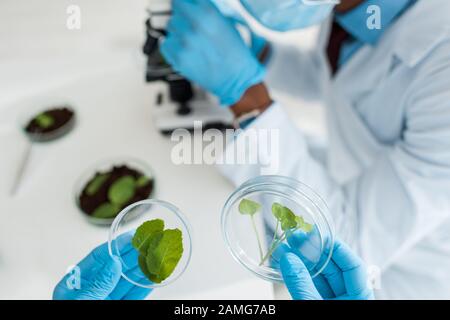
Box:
53, 235, 152, 300
161, 0, 266, 106
279, 236, 375, 300
210, 0, 270, 62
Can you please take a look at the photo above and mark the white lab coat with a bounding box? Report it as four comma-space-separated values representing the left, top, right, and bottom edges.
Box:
218, 0, 450, 299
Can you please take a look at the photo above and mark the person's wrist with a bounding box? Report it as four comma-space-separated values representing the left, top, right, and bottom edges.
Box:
230, 83, 273, 118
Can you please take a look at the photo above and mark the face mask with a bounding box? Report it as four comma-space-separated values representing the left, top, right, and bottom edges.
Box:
237, 0, 339, 32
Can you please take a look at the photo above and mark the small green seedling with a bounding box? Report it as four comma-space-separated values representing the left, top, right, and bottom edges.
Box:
91, 202, 120, 219
35, 112, 55, 129
90, 174, 151, 219
238, 199, 314, 266
108, 175, 136, 206
91, 175, 136, 219
238, 199, 264, 261
132, 219, 184, 284
136, 175, 151, 188
86, 173, 110, 196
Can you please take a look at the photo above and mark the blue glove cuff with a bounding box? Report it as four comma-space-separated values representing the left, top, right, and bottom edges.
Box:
220, 65, 267, 106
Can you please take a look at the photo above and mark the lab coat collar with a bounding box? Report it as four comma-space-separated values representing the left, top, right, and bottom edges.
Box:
392, 0, 450, 67
317, 0, 450, 79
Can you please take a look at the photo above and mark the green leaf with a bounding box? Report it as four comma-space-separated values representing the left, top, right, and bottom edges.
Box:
108, 175, 136, 206
86, 173, 110, 196
281, 217, 297, 231
271, 202, 284, 220
91, 203, 120, 219
295, 216, 314, 233
138, 254, 164, 283
35, 113, 54, 129
138, 254, 155, 279
145, 229, 184, 284
136, 175, 151, 188
302, 222, 314, 233
272, 203, 297, 231
295, 216, 305, 228
133, 220, 184, 284
238, 198, 261, 216
132, 219, 165, 255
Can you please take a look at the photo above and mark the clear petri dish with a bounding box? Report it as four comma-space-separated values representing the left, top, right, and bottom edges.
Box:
222, 175, 335, 282
74, 157, 155, 225
108, 199, 192, 289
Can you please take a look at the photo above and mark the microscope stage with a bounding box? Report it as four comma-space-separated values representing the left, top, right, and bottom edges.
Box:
151, 87, 234, 135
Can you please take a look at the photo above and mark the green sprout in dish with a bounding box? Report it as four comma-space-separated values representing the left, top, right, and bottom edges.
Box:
35, 112, 55, 129
86, 173, 110, 196
238, 199, 314, 266
238, 199, 264, 261
90, 174, 151, 219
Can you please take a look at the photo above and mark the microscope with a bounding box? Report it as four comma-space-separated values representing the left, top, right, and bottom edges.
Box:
143, 0, 233, 135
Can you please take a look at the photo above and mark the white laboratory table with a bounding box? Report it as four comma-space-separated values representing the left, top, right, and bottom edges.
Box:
0, 62, 274, 300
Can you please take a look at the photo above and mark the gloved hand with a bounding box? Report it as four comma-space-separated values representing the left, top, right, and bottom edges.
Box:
210, 0, 270, 61
161, 0, 266, 106
279, 236, 375, 300
53, 235, 152, 300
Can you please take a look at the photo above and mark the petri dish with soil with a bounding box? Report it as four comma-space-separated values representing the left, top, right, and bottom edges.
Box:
108, 199, 192, 288
75, 158, 155, 225
11, 105, 77, 195
222, 175, 335, 282
23, 106, 76, 142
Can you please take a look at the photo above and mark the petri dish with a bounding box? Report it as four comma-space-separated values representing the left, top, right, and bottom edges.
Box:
20, 105, 76, 143
11, 104, 76, 195
74, 157, 155, 225
108, 199, 192, 289
222, 175, 335, 282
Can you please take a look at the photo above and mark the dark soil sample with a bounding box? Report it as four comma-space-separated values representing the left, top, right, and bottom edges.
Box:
79, 165, 154, 220
25, 107, 75, 136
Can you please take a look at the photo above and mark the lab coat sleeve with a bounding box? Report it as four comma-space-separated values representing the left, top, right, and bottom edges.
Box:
217, 63, 450, 271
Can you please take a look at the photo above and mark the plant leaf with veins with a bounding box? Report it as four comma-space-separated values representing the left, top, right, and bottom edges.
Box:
272, 202, 297, 231
295, 216, 314, 233
132, 220, 184, 284
132, 219, 164, 255
145, 229, 183, 284
238, 198, 261, 216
